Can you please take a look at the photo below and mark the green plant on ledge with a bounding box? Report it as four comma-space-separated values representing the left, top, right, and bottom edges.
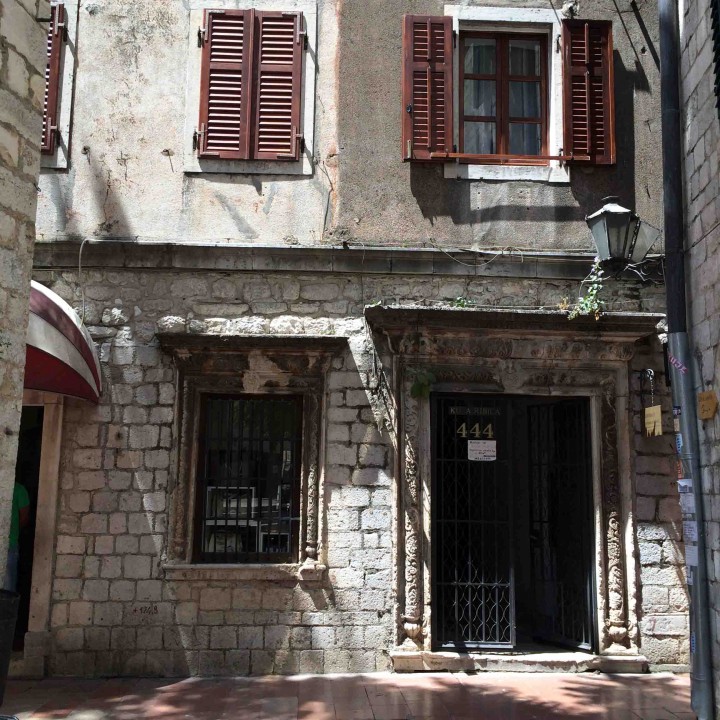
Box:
560, 258, 605, 320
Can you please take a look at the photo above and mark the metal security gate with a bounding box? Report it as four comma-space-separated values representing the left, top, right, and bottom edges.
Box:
432, 395, 514, 649
431, 393, 595, 652
529, 399, 596, 650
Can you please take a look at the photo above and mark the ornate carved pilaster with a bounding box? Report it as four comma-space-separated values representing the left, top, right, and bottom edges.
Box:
304, 392, 321, 561
158, 334, 346, 570
401, 371, 423, 645
600, 383, 630, 650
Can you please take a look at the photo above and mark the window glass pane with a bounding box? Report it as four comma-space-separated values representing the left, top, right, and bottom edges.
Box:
464, 38, 496, 74
464, 122, 496, 154
509, 123, 542, 155
509, 81, 541, 119
464, 80, 496, 117
509, 39, 541, 76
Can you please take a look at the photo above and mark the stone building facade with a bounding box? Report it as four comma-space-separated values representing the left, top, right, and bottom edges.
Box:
680, 0, 720, 709
10, 0, 690, 677
0, 0, 49, 576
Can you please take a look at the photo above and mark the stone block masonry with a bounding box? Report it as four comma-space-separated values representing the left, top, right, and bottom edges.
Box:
0, 0, 48, 572
681, 0, 720, 704
28, 261, 682, 676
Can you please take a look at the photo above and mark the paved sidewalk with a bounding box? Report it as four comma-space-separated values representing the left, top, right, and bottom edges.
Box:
0, 672, 692, 720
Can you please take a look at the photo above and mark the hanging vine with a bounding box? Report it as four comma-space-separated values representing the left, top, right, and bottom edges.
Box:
560, 258, 605, 320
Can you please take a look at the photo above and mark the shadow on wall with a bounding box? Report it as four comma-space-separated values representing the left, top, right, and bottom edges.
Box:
42, 148, 136, 241
407, 51, 647, 244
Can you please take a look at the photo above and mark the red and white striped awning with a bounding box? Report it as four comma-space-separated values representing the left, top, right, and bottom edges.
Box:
24, 281, 102, 403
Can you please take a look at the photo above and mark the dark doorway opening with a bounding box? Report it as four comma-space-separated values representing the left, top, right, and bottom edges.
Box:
13, 406, 43, 650
431, 393, 596, 653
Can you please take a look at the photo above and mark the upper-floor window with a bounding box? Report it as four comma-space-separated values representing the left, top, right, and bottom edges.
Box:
40, 0, 77, 170
401, 9, 615, 182
185, 2, 317, 175
195, 9, 304, 161
41, 3, 65, 155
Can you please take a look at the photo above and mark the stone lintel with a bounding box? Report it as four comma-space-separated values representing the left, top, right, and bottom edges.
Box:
161, 563, 326, 583
365, 305, 665, 344
158, 333, 348, 356
33, 239, 621, 281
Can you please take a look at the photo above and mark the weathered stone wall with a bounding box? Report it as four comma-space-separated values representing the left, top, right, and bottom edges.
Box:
680, 0, 720, 703
34, 0, 664, 252
631, 347, 690, 668
335, 0, 663, 249
0, 0, 48, 572
26, 253, 683, 675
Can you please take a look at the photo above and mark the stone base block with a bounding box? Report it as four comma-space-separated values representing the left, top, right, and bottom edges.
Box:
9, 651, 45, 680
390, 649, 650, 674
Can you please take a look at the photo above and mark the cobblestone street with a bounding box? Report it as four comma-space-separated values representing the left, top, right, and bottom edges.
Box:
0, 672, 692, 719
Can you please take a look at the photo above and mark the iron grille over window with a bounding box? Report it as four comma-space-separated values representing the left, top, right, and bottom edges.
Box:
194, 394, 302, 564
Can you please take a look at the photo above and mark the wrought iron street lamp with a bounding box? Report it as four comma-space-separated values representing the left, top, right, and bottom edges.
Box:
585, 197, 662, 267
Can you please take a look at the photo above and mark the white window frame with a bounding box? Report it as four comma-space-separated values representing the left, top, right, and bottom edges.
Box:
41, 0, 78, 171
444, 5, 569, 184
183, 0, 317, 175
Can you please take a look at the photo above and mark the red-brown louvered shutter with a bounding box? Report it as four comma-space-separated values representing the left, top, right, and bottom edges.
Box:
401, 15, 453, 162
253, 11, 304, 160
198, 9, 252, 159
42, 3, 65, 155
562, 20, 615, 165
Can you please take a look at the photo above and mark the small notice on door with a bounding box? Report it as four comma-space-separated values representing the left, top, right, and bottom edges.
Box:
685, 544, 699, 567
468, 440, 497, 462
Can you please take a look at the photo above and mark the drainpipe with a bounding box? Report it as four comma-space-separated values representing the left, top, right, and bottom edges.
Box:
659, 0, 714, 716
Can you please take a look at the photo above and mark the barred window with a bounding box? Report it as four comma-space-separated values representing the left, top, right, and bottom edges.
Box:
194, 394, 302, 564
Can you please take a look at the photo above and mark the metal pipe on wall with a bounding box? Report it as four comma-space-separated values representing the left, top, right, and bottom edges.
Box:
659, 0, 714, 716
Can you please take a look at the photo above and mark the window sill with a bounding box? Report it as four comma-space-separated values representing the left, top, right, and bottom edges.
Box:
183, 156, 314, 176
444, 162, 570, 184
161, 561, 326, 582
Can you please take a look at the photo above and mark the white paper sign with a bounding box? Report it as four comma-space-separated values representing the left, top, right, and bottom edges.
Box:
679, 493, 696, 516
677, 478, 693, 493
468, 440, 497, 462
683, 520, 698, 542
685, 544, 699, 567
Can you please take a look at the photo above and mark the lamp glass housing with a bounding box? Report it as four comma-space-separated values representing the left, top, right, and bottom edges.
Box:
586, 200, 660, 264
630, 219, 662, 264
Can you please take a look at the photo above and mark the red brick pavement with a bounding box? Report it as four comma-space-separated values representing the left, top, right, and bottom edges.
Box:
0, 672, 693, 719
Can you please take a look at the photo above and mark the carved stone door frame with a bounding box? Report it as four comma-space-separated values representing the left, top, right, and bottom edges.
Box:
363, 307, 663, 660
399, 361, 636, 656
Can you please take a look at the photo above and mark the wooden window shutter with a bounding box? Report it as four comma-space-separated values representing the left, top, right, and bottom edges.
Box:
562, 19, 616, 165
42, 3, 65, 155
253, 11, 304, 160
197, 9, 253, 159
401, 15, 453, 162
